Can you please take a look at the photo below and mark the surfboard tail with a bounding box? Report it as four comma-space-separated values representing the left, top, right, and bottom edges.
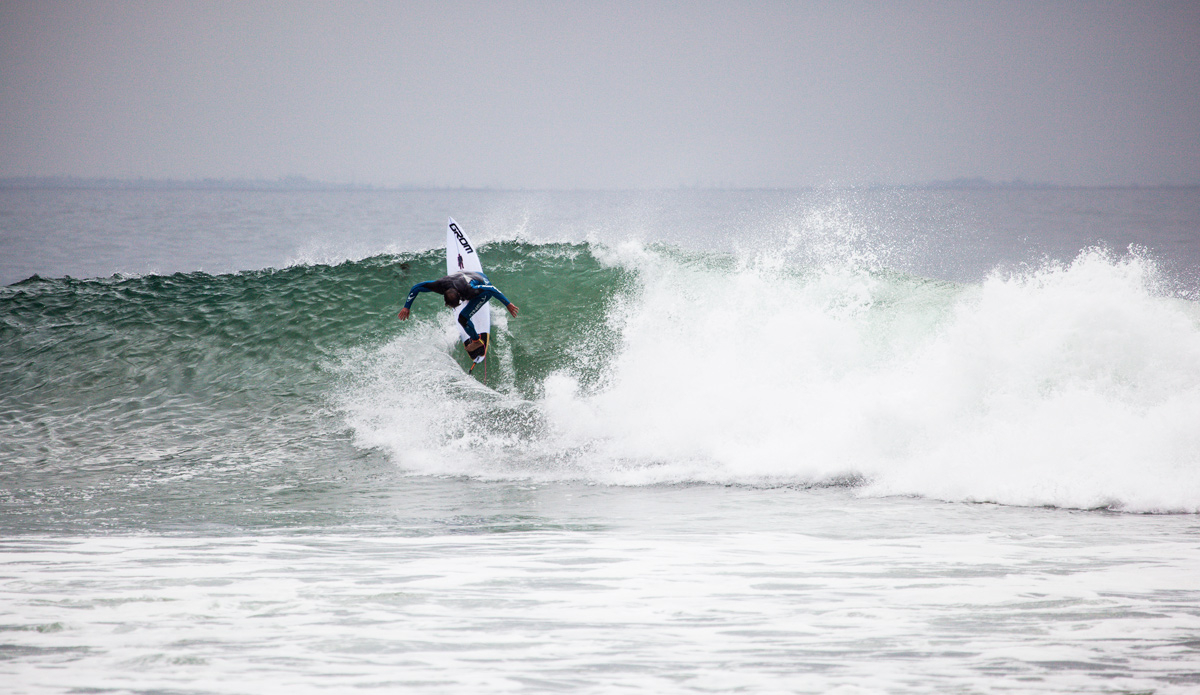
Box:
465, 333, 489, 363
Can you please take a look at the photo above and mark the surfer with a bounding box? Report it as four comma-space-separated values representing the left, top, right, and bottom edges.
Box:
398, 271, 519, 351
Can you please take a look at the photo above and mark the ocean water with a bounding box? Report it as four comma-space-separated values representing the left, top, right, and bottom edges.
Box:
2, 187, 1200, 693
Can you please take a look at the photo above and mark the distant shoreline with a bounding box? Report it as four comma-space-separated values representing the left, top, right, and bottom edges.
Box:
0, 176, 387, 192
0, 176, 1195, 192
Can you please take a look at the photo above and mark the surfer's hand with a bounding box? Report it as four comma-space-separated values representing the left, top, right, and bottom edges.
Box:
507, 303, 519, 317
398, 308, 410, 320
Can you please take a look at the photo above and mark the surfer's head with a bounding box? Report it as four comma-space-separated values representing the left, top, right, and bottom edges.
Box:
443, 289, 461, 307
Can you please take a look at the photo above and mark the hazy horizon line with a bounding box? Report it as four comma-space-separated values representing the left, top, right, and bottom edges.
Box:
3, 175, 1198, 193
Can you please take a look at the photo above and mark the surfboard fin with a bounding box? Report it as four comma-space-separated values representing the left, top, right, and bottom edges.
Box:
466, 333, 489, 379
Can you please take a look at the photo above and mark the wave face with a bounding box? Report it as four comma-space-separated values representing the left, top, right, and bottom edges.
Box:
0, 257, 400, 477
4, 240, 1200, 513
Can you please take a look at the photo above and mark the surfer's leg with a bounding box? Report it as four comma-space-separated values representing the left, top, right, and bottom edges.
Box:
457, 297, 484, 340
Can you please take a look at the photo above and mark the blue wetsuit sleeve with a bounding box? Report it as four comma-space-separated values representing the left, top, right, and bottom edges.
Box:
469, 281, 511, 306
404, 281, 435, 309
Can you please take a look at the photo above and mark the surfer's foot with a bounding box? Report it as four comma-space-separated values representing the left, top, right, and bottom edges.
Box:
465, 338, 484, 351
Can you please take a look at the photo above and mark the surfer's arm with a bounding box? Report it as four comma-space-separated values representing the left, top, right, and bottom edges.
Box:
400, 281, 437, 317
403, 282, 431, 308
478, 284, 518, 317
469, 281, 513, 308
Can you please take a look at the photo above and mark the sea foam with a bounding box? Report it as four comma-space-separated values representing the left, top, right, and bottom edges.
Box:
341, 241, 1200, 513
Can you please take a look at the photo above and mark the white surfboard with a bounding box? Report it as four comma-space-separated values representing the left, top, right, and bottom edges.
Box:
446, 217, 489, 363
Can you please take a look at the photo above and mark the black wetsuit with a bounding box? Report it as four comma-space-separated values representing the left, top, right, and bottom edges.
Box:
403, 272, 512, 342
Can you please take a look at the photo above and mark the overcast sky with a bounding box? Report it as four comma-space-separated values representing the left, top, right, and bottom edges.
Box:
2, 0, 1198, 188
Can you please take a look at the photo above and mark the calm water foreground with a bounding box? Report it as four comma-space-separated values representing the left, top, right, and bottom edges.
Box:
5, 483, 1200, 694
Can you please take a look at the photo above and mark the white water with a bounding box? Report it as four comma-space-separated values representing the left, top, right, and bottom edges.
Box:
343, 242, 1200, 513
5, 487, 1200, 695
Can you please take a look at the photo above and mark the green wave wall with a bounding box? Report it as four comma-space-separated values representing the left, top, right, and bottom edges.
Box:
0, 242, 630, 474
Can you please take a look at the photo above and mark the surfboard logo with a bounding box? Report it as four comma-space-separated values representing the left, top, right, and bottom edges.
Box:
449, 222, 473, 253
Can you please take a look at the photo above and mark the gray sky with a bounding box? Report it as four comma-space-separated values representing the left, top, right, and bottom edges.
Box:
2, 0, 1198, 188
